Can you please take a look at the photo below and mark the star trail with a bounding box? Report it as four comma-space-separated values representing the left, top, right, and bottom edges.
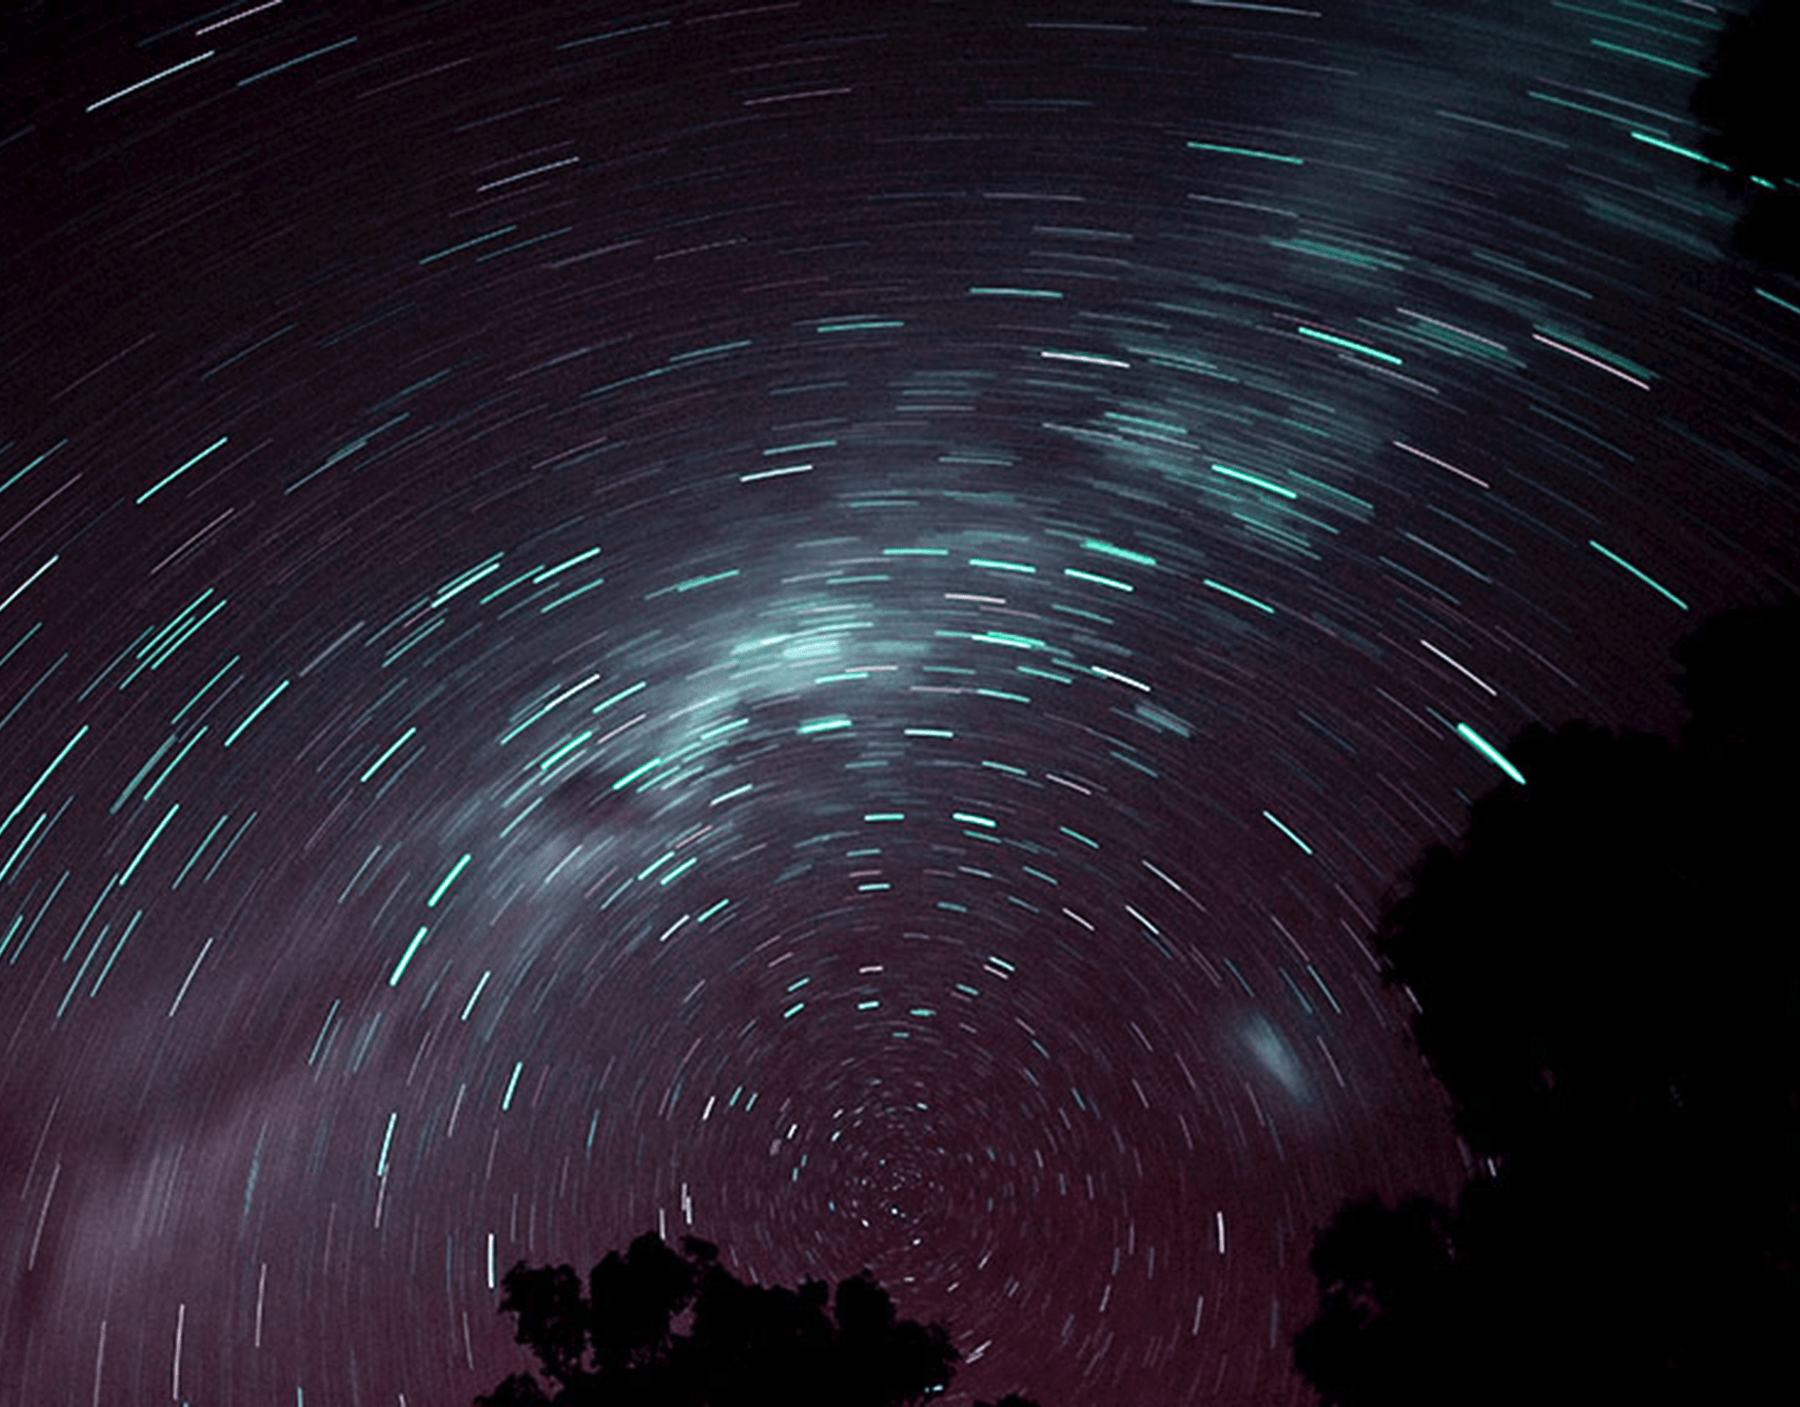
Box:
1, 2, 1794, 1405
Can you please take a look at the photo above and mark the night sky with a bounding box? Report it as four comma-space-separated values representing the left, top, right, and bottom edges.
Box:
1, 2, 1794, 1404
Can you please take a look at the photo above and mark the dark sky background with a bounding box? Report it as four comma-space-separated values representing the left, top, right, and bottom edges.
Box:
0, 2, 1794, 1404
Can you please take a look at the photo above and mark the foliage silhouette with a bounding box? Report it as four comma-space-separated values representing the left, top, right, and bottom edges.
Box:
472, 1229, 1041, 1407
1295, 598, 1800, 1407
1691, 0, 1800, 278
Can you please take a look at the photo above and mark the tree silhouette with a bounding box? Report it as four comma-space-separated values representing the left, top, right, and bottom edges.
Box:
1295, 598, 1800, 1406
1691, 0, 1800, 278
472, 1229, 1041, 1407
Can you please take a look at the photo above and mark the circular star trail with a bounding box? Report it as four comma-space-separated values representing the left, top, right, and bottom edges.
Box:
1, 3, 1794, 1405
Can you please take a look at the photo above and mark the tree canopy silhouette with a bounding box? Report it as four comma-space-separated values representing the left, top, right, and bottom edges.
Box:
472, 1229, 1041, 1407
1691, 0, 1800, 277
1294, 597, 1800, 1407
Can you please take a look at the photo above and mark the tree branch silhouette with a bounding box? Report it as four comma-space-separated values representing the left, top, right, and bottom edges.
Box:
1691, 0, 1800, 277
471, 1230, 1041, 1407
1294, 598, 1800, 1406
